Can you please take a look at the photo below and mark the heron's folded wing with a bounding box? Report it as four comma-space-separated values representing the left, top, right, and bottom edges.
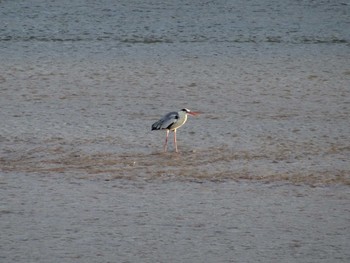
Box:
152, 112, 179, 130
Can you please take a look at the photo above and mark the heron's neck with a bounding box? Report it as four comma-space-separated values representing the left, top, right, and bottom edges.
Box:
179, 111, 187, 121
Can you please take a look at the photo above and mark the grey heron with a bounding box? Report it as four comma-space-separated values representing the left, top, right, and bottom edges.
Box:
151, 108, 199, 152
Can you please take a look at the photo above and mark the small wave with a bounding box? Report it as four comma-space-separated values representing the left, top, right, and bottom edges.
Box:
120, 37, 173, 44
0, 35, 348, 45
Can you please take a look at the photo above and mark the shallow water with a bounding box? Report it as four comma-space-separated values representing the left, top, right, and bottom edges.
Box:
1, 0, 350, 262
1, 174, 349, 263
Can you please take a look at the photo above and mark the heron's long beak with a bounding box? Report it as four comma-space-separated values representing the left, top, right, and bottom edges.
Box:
188, 111, 200, 116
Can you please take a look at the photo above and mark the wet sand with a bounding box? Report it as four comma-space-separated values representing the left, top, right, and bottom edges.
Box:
1, 44, 349, 185
1, 0, 350, 262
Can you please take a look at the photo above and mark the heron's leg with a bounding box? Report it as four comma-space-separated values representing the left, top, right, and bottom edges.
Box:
174, 129, 178, 153
164, 130, 169, 152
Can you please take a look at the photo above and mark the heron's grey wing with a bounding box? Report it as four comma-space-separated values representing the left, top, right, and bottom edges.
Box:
152, 112, 179, 130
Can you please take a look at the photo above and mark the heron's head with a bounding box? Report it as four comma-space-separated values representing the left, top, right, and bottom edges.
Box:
181, 108, 200, 116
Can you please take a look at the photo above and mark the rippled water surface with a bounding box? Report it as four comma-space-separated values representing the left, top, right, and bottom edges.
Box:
1, 0, 349, 262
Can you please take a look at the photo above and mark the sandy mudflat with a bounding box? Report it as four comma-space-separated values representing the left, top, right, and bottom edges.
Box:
1, 44, 349, 185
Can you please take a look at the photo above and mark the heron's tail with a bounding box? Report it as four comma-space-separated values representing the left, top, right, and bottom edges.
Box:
151, 120, 164, 130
